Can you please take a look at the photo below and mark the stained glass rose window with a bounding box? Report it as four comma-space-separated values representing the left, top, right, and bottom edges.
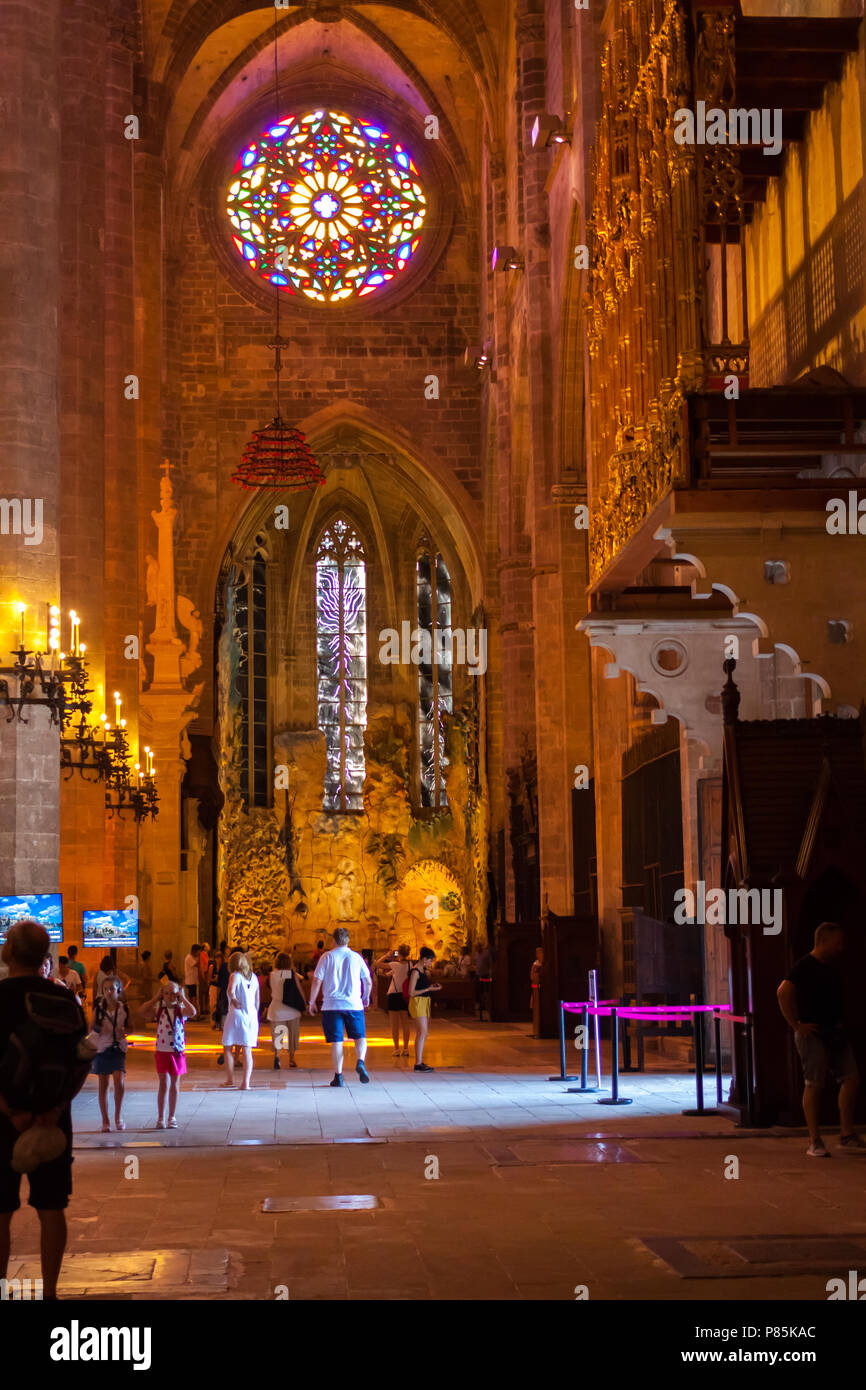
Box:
226, 109, 427, 304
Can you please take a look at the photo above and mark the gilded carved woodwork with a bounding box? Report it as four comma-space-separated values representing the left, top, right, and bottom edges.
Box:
587, 1, 746, 582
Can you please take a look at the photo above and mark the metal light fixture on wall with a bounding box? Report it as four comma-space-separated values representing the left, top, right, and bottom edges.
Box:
105, 741, 159, 823
0, 603, 92, 727
530, 113, 571, 148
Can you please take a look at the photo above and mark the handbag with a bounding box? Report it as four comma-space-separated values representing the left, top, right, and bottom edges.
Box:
281, 972, 307, 1013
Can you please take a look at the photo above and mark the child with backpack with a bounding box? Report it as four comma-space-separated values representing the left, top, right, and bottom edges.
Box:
88, 975, 130, 1132
141, 980, 196, 1128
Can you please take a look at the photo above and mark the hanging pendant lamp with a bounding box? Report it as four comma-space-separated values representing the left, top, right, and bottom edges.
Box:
231, 16, 326, 496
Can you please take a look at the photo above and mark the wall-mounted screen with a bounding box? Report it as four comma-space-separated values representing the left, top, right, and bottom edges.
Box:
0, 893, 63, 943
82, 907, 139, 950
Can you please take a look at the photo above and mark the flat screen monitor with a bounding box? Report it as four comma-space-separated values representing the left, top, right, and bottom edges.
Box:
82, 907, 139, 950
0, 893, 63, 943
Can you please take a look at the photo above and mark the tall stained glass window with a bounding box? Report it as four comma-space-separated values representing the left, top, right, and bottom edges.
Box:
417, 550, 452, 809
233, 549, 269, 810
226, 109, 427, 304
316, 521, 367, 811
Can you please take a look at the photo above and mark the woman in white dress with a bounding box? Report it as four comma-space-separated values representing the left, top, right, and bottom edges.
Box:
220, 951, 259, 1089
268, 952, 304, 1071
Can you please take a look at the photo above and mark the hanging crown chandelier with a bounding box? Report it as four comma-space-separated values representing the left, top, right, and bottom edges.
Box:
231, 16, 326, 496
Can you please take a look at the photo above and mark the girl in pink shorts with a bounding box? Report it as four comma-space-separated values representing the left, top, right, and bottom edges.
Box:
142, 980, 196, 1128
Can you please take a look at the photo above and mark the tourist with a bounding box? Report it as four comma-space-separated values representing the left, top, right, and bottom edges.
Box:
158, 950, 178, 985
182, 943, 201, 1007
214, 951, 231, 1055
268, 953, 305, 1070
220, 952, 259, 1090
93, 955, 113, 1000
208, 950, 224, 1028
197, 943, 210, 1017
55, 956, 81, 996
66, 944, 86, 993
530, 947, 543, 1038
141, 981, 196, 1128
308, 927, 372, 1088
474, 941, 492, 1021
408, 947, 441, 1072
89, 976, 130, 1132
0, 920, 87, 1300
374, 944, 411, 1057
258, 960, 272, 1021
311, 939, 325, 968
777, 922, 864, 1157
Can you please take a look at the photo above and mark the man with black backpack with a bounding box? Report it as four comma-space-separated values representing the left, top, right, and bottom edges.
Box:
0, 919, 90, 1300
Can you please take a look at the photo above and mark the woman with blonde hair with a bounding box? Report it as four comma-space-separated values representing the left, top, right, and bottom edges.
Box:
220, 951, 259, 1089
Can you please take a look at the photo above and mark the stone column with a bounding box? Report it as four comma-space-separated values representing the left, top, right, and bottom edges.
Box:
515, 0, 583, 917
140, 465, 202, 964
0, 0, 62, 896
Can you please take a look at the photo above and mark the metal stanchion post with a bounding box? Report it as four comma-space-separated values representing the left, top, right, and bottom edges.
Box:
713, 1009, 723, 1106
567, 1005, 599, 1093
597, 1007, 632, 1106
549, 1000, 578, 1081
683, 1008, 719, 1116
744, 1013, 756, 1128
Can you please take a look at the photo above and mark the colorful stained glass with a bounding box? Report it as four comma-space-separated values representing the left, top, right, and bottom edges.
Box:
316, 521, 367, 811
226, 109, 427, 304
417, 551, 452, 809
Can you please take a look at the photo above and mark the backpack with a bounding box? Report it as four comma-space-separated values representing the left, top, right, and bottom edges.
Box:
282, 972, 306, 1013
0, 989, 91, 1114
402, 965, 414, 1005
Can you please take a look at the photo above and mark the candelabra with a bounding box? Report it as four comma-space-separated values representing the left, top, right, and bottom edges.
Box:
60, 709, 129, 785
1, 647, 91, 727
105, 762, 159, 823
1, 603, 91, 726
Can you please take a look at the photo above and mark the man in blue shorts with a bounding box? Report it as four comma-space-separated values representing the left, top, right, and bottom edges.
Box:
308, 928, 373, 1088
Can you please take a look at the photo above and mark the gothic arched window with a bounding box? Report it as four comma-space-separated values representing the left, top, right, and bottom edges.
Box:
316, 520, 367, 811
417, 548, 452, 808
233, 543, 269, 810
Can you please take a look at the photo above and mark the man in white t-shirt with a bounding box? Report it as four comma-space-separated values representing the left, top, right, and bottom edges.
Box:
183, 944, 201, 1007
308, 928, 373, 1088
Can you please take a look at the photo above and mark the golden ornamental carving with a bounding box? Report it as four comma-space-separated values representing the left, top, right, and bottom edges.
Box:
589, 390, 686, 581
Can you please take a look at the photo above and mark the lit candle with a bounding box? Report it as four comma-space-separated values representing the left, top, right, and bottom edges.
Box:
69, 611, 78, 655
16, 602, 25, 647
114, 691, 121, 724
134, 762, 141, 788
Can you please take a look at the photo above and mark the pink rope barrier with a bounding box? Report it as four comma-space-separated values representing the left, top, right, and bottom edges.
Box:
562, 1002, 730, 1017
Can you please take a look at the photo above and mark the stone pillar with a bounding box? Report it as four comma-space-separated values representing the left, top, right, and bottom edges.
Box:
58, 0, 108, 942
140, 465, 202, 964
515, 0, 582, 917
0, 0, 62, 895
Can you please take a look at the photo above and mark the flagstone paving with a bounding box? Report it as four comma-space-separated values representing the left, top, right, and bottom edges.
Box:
5, 1018, 865, 1300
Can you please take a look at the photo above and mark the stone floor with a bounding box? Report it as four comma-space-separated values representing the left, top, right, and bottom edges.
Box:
6, 1017, 865, 1300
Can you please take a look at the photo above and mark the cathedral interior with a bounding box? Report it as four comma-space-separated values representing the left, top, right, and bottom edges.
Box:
2, 0, 866, 1317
